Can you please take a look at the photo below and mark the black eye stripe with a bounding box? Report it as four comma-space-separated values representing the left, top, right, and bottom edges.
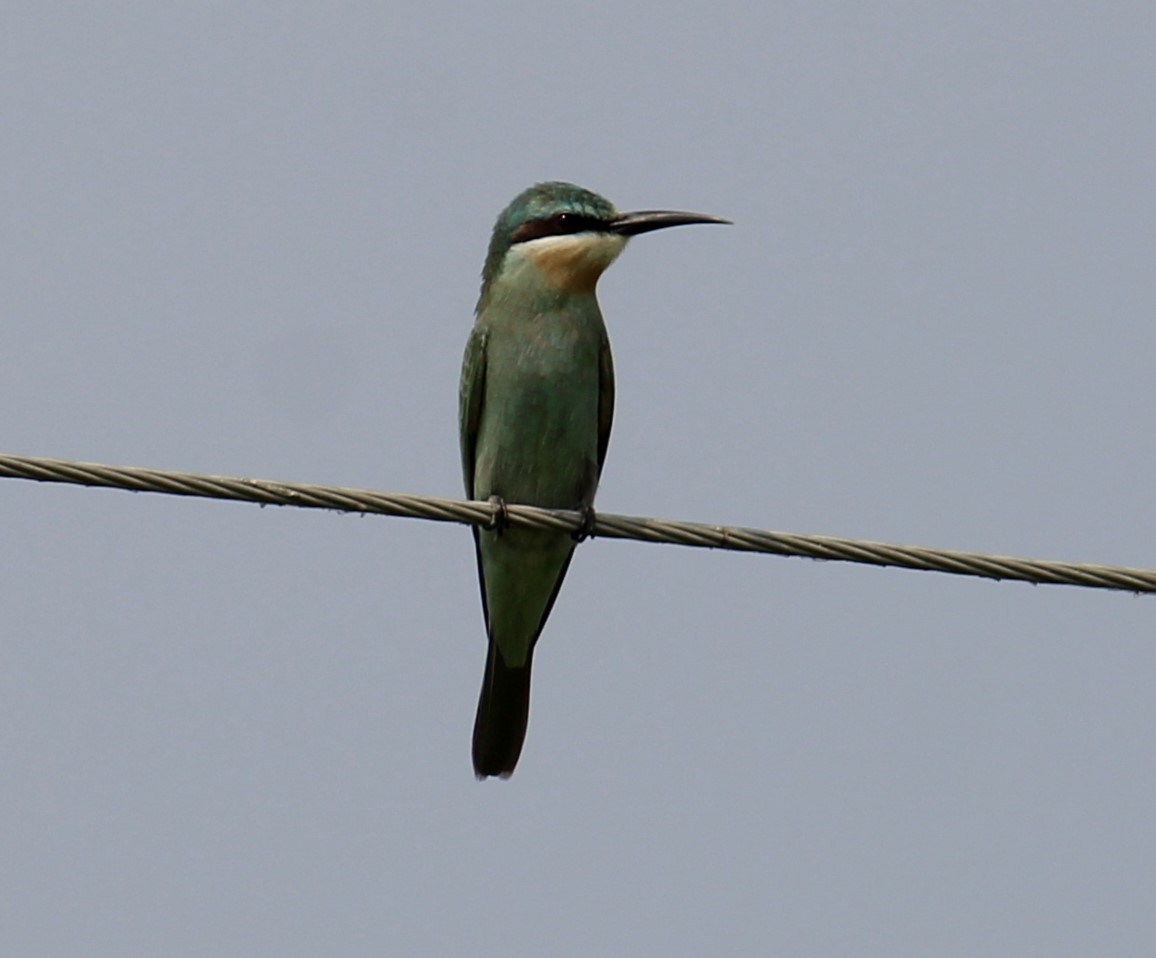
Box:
510, 213, 607, 244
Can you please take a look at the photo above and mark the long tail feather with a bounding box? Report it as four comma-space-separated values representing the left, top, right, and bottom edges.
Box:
472, 642, 533, 778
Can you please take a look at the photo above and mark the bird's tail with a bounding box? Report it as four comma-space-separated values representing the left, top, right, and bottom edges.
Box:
472, 642, 533, 779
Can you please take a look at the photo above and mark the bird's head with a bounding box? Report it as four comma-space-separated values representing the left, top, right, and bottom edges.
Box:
478, 181, 729, 307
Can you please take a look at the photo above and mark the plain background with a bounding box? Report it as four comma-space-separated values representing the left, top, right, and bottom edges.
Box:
3, 4, 1155, 954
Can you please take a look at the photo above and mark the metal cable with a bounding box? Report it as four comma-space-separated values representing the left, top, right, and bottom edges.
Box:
1, 452, 1152, 594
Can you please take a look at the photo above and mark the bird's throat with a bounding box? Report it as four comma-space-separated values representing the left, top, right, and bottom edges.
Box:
511, 232, 627, 294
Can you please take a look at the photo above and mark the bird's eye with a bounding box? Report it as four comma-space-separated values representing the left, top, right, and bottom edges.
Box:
510, 212, 598, 244
550, 212, 598, 235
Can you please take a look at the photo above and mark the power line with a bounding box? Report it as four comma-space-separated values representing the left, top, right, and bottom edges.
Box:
1, 452, 1152, 595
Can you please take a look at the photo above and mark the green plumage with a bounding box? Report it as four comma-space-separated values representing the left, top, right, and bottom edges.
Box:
462, 185, 616, 778
460, 182, 727, 778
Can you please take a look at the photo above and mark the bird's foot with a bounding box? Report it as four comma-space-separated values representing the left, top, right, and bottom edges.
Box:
572, 505, 597, 543
487, 495, 509, 534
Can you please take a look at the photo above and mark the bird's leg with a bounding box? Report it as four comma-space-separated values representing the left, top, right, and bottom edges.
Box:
487, 495, 509, 535
572, 505, 597, 543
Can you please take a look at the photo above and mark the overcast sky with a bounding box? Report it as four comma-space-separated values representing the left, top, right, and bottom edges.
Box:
4, 3, 1156, 955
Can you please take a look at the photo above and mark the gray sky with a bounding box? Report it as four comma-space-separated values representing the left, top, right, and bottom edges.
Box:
4, 3, 1155, 954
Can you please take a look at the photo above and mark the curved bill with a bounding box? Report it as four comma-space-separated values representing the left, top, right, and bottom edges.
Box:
609, 209, 732, 236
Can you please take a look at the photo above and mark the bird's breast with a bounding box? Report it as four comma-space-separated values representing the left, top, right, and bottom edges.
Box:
473, 305, 606, 508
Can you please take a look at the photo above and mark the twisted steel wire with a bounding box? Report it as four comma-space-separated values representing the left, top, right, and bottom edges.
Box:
1, 452, 1153, 594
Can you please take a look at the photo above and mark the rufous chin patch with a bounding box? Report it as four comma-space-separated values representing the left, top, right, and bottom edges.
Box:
519, 233, 627, 292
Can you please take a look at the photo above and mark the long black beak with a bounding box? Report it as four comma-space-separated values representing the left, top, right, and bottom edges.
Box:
609, 209, 731, 236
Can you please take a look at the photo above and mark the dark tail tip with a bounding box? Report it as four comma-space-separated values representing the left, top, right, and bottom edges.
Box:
472, 643, 532, 779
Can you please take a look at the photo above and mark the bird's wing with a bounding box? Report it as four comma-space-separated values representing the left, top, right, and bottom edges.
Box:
459, 324, 488, 497
596, 330, 615, 477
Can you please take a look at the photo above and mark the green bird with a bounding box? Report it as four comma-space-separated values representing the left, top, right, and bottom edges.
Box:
460, 181, 728, 778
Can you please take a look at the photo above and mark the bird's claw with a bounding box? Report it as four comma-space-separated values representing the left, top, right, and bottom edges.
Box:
572, 505, 597, 543
487, 495, 509, 534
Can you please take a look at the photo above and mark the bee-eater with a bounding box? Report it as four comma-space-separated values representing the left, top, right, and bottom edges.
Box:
460, 181, 728, 778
